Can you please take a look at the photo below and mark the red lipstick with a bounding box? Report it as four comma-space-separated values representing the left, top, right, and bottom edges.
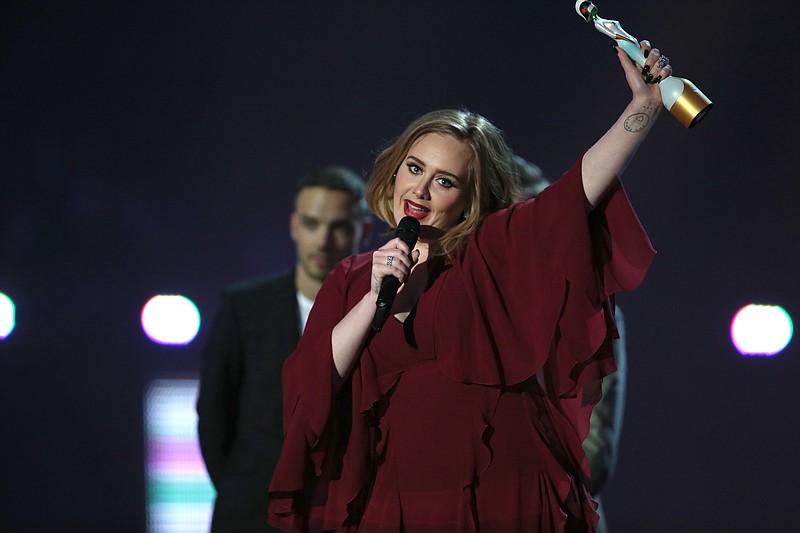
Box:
403, 199, 430, 220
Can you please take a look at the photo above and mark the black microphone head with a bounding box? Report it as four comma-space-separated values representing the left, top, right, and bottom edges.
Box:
395, 216, 420, 247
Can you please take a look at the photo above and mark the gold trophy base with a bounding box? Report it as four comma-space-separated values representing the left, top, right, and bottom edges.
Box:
667, 77, 713, 129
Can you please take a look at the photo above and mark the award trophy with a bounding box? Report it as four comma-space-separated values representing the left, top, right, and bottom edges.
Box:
576, 1, 713, 128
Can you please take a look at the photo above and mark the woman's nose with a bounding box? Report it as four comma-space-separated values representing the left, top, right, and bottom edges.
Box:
412, 177, 431, 200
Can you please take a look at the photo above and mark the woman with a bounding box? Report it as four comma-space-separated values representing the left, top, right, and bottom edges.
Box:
269, 41, 668, 532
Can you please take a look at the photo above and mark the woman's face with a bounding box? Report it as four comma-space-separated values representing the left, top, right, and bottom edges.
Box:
392, 133, 472, 238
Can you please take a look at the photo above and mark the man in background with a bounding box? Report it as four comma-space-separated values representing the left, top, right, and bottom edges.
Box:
197, 166, 371, 532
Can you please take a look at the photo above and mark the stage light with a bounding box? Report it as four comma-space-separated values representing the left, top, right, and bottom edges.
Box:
731, 304, 793, 357
0, 292, 15, 340
141, 295, 201, 345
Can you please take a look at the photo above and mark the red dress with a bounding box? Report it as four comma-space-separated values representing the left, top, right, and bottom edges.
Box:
268, 157, 655, 532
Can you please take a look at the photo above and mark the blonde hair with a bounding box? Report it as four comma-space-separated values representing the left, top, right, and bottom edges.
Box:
366, 109, 524, 258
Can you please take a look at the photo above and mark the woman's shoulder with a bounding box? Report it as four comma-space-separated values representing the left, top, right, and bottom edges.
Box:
474, 155, 587, 238
332, 250, 374, 279
314, 251, 374, 307
471, 197, 535, 242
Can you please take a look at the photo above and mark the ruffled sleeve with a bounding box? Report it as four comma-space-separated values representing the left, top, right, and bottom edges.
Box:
433, 155, 655, 399
268, 254, 373, 532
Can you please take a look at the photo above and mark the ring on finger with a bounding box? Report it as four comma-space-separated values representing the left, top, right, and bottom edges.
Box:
386, 255, 393, 266
657, 55, 669, 69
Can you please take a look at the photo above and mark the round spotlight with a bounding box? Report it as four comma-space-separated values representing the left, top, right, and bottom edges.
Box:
0, 292, 15, 340
731, 304, 793, 357
141, 295, 201, 345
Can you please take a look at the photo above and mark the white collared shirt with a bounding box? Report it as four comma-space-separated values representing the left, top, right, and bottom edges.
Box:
296, 290, 314, 334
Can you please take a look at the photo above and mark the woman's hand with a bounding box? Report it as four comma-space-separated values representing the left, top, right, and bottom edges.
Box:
370, 238, 420, 295
331, 237, 419, 387
615, 40, 672, 106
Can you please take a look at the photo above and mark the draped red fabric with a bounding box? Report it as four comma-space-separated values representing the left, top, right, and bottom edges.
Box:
268, 156, 655, 532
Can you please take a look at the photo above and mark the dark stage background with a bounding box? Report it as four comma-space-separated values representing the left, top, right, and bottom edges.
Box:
1, 1, 798, 531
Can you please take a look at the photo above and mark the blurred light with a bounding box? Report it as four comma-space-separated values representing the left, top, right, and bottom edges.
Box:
0, 292, 15, 340
731, 304, 793, 356
145, 378, 215, 533
141, 295, 200, 345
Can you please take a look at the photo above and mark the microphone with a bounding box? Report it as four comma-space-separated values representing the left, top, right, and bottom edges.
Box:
371, 216, 420, 332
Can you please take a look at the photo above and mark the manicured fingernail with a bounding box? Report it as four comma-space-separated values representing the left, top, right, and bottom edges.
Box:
644, 49, 650, 58
641, 65, 650, 75
610, 43, 618, 54
645, 73, 654, 83
654, 75, 662, 84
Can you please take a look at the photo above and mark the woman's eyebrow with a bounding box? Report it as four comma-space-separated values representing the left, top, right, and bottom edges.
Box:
406, 155, 461, 180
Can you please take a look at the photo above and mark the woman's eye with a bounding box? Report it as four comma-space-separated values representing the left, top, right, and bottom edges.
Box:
436, 177, 454, 188
407, 163, 422, 174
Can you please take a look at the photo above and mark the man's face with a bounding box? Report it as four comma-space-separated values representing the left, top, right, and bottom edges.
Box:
290, 186, 366, 282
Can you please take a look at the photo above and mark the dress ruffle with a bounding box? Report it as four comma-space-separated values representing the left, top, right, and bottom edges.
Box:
434, 157, 653, 396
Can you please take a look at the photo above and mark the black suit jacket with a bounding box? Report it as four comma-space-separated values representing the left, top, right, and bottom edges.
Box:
197, 270, 300, 533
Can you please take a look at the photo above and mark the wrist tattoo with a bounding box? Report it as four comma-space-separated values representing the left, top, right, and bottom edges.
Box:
624, 112, 650, 133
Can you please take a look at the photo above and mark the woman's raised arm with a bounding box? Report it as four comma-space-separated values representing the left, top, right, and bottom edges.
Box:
582, 40, 671, 207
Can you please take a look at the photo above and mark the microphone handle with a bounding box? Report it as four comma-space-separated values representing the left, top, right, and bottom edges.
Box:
376, 277, 401, 309
371, 216, 420, 332
372, 277, 400, 332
